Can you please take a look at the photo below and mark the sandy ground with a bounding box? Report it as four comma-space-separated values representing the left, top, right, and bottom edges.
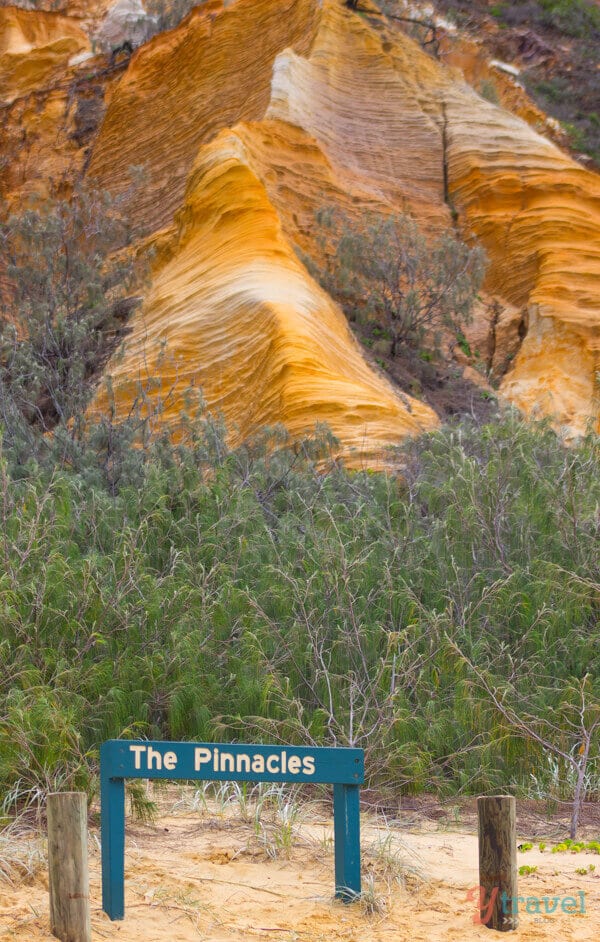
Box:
1, 795, 599, 942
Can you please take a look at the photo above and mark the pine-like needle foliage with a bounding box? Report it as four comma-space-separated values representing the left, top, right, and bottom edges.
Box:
0, 411, 598, 833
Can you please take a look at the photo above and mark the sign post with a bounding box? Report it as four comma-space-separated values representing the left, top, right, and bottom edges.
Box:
100, 740, 364, 919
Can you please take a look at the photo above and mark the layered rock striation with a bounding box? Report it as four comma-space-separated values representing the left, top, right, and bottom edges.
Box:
0, 5, 89, 103
101, 129, 438, 463
87, 0, 321, 235
3, 0, 599, 457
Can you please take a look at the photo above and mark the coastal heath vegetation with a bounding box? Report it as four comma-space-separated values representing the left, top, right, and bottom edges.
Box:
0, 408, 598, 836
0, 178, 144, 469
0, 182, 599, 843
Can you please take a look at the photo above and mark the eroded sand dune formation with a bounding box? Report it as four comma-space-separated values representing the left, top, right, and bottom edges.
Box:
1, 0, 599, 460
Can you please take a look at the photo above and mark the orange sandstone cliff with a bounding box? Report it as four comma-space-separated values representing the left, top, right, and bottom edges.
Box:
1, 0, 599, 458
0, 5, 89, 103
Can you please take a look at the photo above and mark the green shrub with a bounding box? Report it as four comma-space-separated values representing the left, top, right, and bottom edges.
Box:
0, 408, 598, 821
0, 182, 143, 466
479, 79, 500, 104
490, 0, 600, 36
301, 210, 486, 357
518, 864, 538, 875
539, 0, 600, 37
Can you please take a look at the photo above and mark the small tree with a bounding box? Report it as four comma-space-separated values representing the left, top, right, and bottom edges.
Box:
0, 183, 142, 460
450, 638, 600, 839
308, 211, 486, 357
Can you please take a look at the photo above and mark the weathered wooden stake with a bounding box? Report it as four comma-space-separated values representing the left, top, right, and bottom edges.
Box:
47, 792, 91, 942
477, 795, 518, 931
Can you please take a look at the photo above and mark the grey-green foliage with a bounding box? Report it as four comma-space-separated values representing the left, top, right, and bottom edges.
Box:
538, 0, 600, 37
479, 79, 500, 104
0, 408, 599, 824
491, 0, 600, 37
0, 184, 142, 464
145, 0, 202, 34
304, 210, 486, 355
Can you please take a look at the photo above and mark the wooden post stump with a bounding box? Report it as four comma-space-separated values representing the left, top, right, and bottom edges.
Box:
47, 792, 91, 942
477, 795, 518, 931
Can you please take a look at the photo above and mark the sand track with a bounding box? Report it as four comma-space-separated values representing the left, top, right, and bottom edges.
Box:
2, 803, 599, 941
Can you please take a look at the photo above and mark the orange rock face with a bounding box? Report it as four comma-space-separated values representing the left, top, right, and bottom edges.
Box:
0, 6, 89, 103
4, 0, 600, 455
100, 129, 438, 464
87, 0, 321, 235
445, 89, 600, 433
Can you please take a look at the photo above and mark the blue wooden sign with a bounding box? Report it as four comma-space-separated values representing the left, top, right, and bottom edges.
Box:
100, 739, 364, 919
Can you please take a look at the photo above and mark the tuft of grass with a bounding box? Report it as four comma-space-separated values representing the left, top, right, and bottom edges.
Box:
251, 787, 304, 860
358, 873, 388, 916
173, 781, 305, 859
358, 826, 424, 916
0, 820, 46, 886
127, 781, 158, 824
365, 829, 423, 886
